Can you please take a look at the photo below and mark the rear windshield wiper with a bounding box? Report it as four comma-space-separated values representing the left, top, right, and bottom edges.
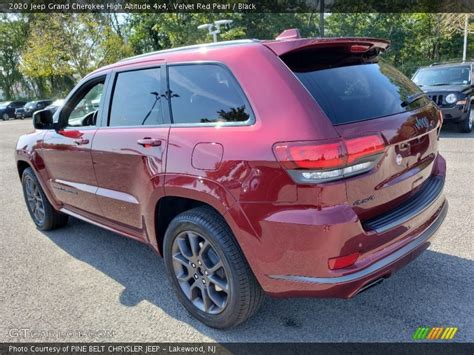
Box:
401, 92, 427, 107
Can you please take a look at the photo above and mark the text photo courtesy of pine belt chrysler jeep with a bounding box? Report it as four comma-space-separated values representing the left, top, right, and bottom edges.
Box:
15, 29, 447, 329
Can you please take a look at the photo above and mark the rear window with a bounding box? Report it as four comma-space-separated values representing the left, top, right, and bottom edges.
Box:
168, 64, 253, 125
288, 60, 430, 125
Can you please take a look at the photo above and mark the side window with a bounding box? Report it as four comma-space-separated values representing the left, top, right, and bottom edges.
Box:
65, 80, 105, 127
109, 67, 162, 127
168, 64, 252, 124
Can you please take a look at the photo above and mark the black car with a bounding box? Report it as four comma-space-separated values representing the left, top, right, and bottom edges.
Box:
0, 101, 27, 120
43, 99, 65, 114
412, 62, 473, 133
15, 99, 53, 119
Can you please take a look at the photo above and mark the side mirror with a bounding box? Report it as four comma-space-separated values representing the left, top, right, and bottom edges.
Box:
33, 109, 55, 130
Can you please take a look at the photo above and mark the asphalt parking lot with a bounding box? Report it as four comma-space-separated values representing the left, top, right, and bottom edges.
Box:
0, 119, 472, 343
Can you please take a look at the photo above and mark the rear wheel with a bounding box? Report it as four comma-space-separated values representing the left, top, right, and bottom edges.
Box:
21, 167, 68, 230
458, 105, 473, 133
163, 206, 264, 329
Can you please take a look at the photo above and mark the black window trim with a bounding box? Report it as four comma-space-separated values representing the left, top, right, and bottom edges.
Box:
164, 61, 256, 128
57, 74, 109, 131
105, 64, 168, 129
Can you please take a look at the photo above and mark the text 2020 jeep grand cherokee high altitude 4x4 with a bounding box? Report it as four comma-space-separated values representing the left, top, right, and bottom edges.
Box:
15, 30, 448, 329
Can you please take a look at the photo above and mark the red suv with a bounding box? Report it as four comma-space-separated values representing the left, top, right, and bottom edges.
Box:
16, 31, 448, 329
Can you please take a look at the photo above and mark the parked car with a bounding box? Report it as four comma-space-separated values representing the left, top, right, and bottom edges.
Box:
0, 100, 26, 120
44, 99, 65, 114
15, 30, 448, 329
412, 62, 473, 132
15, 100, 53, 119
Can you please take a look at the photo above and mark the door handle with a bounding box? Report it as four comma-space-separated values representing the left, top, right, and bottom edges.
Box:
74, 138, 89, 145
137, 138, 162, 147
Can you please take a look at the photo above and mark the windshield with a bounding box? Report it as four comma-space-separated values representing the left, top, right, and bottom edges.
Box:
0, 102, 11, 108
25, 102, 36, 108
413, 66, 471, 86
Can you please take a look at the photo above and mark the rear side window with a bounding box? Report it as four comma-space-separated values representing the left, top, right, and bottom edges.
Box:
167, 64, 252, 125
109, 67, 162, 127
287, 58, 430, 125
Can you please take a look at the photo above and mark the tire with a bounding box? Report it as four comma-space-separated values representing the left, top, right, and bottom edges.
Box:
2, 113, 9, 120
21, 167, 68, 230
458, 105, 473, 133
163, 206, 265, 329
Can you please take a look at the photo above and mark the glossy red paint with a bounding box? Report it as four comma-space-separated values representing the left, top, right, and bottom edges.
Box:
15, 36, 447, 298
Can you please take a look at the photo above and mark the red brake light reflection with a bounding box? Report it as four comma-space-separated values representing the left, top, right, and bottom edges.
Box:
274, 135, 385, 170
328, 252, 360, 270
350, 44, 371, 53
274, 142, 346, 170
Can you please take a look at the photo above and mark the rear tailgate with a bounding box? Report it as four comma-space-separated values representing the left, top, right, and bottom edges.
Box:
272, 36, 443, 221
335, 104, 441, 221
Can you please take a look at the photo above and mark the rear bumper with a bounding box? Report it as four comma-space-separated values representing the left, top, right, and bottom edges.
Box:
267, 200, 447, 298
236, 154, 448, 298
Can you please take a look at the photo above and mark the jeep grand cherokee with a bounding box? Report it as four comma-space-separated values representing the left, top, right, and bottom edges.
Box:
15, 29, 447, 329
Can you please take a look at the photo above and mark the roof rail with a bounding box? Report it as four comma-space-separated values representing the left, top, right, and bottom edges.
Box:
118, 39, 257, 62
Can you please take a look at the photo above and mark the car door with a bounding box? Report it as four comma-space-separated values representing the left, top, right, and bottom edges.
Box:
91, 65, 169, 236
41, 75, 107, 216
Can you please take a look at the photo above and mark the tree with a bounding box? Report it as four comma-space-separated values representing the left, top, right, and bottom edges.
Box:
326, 13, 470, 75
20, 14, 133, 97
0, 15, 28, 100
127, 13, 320, 53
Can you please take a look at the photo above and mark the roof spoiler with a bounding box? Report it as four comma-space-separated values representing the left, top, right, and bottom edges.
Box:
264, 35, 390, 57
275, 28, 301, 40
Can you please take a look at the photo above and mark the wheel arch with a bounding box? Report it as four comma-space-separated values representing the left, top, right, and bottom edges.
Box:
17, 160, 31, 179
150, 177, 237, 252
16, 158, 61, 210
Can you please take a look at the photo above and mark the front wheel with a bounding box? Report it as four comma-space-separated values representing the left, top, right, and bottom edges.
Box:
21, 167, 69, 230
163, 207, 264, 329
2, 113, 9, 120
458, 105, 473, 133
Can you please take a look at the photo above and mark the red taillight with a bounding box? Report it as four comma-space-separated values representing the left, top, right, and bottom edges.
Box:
274, 141, 345, 170
345, 135, 385, 164
274, 135, 385, 170
274, 135, 385, 183
328, 252, 360, 270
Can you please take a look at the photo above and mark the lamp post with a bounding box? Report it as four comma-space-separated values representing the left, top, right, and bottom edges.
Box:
197, 20, 233, 42
463, 14, 469, 62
